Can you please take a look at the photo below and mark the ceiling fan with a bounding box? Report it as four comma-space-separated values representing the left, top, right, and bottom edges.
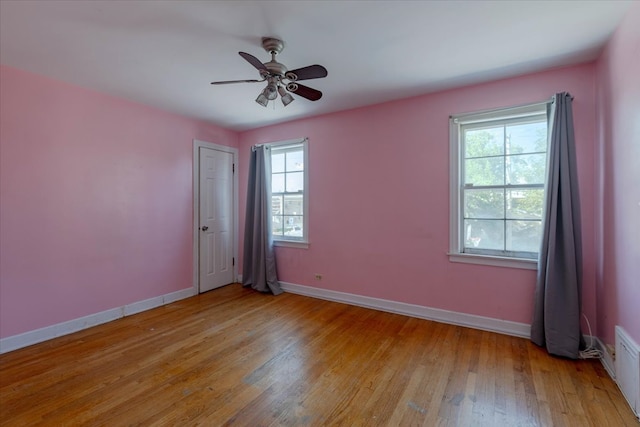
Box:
211, 37, 328, 107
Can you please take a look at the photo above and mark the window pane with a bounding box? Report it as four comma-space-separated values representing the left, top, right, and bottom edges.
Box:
506, 189, 544, 219
272, 216, 284, 237
284, 194, 303, 215
506, 220, 542, 253
272, 173, 285, 193
286, 171, 304, 192
271, 195, 284, 237
465, 157, 504, 186
506, 153, 546, 185
272, 194, 283, 215
285, 150, 304, 171
464, 219, 504, 250
283, 215, 303, 237
464, 189, 504, 219
464, 127, 504, 158
269, 140, 307, 242
506, 121, 547, 154
272, 152, 285, 173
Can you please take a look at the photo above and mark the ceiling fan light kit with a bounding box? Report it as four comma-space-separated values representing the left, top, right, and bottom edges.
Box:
255, 93, 269, 107
211, 37, 328, 108
277, 85, 294, 106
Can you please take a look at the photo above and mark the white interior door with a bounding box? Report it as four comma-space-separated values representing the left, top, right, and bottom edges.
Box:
199, 147, 234, 292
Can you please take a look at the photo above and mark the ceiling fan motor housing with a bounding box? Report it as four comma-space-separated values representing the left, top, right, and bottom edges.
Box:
264, 61, 287, 77
262, 37, 284, 55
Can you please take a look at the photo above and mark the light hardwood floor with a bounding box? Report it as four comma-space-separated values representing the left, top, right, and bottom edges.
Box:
0, 284, 637, 426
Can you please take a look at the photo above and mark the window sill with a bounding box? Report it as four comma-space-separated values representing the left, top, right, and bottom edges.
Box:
274, 240, 309, 249
448, 253, 537, 270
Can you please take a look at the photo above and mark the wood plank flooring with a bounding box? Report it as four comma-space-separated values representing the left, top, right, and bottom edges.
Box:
0, 284, 637, 426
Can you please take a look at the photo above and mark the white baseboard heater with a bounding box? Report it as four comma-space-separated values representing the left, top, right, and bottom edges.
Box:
615, 326, 640, 419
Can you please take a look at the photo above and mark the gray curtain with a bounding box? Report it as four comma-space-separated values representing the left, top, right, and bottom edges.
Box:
242, 145, 282, 295
531, 92, 583, 358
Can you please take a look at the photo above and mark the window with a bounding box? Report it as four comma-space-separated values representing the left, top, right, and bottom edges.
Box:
449, 103, 549, 269
270, 138, 308, 247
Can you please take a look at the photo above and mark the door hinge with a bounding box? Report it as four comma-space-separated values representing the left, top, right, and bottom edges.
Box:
232, 257, 235, 266
232, 163, 235, 173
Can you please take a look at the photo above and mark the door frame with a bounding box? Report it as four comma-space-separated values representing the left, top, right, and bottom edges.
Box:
192, 139, 239, 293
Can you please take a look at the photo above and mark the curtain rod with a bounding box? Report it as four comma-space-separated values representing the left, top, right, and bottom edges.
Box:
524, 93, 575, 107
556, 93, 575, 101
252, 137, 307, 149
251, 144, 269, 152
450, 93, 574, 120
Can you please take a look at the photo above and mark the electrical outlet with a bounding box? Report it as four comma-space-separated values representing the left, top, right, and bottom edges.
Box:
606, 344, 616, 360
314, 274, 322, 280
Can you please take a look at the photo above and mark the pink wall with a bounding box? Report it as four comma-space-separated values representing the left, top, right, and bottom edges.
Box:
0, 65, 238, 338
595, 4, 640, 345
239, 64, 598, 328
3, 35, 625, 343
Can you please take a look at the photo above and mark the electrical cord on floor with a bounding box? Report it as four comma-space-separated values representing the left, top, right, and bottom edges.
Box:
579, 313, 603, 359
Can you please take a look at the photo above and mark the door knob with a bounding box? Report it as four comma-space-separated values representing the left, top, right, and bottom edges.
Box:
201, 226, 209, 231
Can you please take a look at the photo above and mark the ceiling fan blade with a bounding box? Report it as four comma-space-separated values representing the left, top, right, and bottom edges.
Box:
287, 65, 328, 81
211, 79, 265, 85
239, 52, 268, 72
290, 83, 323, 101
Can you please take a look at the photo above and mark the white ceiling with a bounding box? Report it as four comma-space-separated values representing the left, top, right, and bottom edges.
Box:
0, 1, 632, 131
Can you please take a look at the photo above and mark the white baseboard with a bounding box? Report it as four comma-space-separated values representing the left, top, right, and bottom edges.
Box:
0, 287, 196, 354
279, 282, 530, 338
164, 287, 197, 304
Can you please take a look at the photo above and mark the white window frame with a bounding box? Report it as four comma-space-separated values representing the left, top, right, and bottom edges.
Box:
448, 102, 550, 270
268, 137, 309, 249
